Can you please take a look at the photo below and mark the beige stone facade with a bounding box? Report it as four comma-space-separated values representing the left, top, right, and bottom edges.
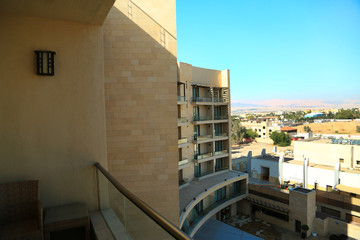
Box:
294, 140, 360, 170
177, 62, 231, 184
103, 0, 179, 224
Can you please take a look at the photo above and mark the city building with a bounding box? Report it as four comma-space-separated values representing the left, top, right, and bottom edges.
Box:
176, 62, 248, 237
235, 150, 360, 239
241, 120, 281, 140
294, 139, 360, 171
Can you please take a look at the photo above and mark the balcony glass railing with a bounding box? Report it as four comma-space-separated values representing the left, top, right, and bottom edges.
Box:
177, 117, 188, 124
179, 178, 190, 186
192, 97, 212, 103
214, 115, 228, 120
195, 152, 213, 160
177, 96, 186, 102
215, 166, 229, 172
195, 169, 214, 178
213, 98, 228, 103
214, 150, 228, 156
183, 186, 246, 235
95, 163, 190, 240
194, 134, 213, 141
214, 132, 228, 138
193, 116, 212, 122
178, 158, 189, 166
178, 138, 188, 145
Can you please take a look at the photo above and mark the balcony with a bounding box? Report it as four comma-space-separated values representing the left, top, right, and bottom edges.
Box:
214, 149, 229, 156
177, 117, 188, 126
193, 116, 213, 124
214, 132, 228, 139
192, 97, 212, 104
194, 152, 213, 162
96, 163, 191, 240
214, 115, 228, 121
179, 178, 190, 186
178, 138, 189, 148
177, 96, 187, 104
194, 134, 213, 143
179, 171, 248, 237
213, 98, 228, 104
195, 169, 214, 178
178, 158, 191, 170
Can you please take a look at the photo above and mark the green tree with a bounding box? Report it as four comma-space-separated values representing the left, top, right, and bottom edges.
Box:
231, 118, 246, 144
270, 132, 291, 147
304, 126, 311, 133
244, 129, 258, 139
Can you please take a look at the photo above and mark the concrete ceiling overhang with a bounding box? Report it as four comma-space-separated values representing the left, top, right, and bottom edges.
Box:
0, 0, 115, 25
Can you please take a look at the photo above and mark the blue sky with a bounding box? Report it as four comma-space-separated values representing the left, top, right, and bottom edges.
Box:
176, 0, 360, 104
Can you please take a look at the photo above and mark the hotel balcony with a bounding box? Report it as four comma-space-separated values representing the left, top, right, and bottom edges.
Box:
213, 97, 229, 105
179, 171, 248, 237
192, 97, 213, 105
194, 152, 214, 163
178, 158, 191, 170
177, 96, 187, 105
178, 138, 189, 148
179, 178, 190, 187
214, 149, 229, 158
193, 134, 213, 144
192, 116, 213, 124
177, 117, 188, 126
214, 132, 228, 140
214, 115, 228, 122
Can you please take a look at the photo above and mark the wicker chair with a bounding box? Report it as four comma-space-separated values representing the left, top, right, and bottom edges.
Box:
0, 180, 43, 240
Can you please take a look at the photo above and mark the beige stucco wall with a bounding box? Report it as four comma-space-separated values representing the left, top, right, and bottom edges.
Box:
0, 14, 107, 210
103, 0, 179, 224
294, 141, 360, 169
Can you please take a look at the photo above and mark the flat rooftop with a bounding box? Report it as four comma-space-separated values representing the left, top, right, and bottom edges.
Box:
179, 171, 247, 212
253, 154, 293, 162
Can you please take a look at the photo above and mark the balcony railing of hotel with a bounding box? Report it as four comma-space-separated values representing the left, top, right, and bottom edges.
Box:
95, 163, 191, 240
195, 169, 214, 178
193, 116, 212, 122
214, 149, 228, 156
178, 138, 188, 145
179, 178, 190, 186
194, 152, 213, 160
192, 97, 212, 103
213, 98, 228, 103
194, 134, 213, 141
178, 158, 190, 166
214, 132, 228, 138
178, 117, 188, 124
178, 96, 186, 102
182, 187, 246, 235
214, 115, 228, 120
215, 165, 229, 172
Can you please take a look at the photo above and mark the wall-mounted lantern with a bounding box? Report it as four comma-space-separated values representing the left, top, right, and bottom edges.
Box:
34, 50, 56, 76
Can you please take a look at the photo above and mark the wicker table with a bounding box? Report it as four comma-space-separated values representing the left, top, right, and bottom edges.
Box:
44, 203, 90, 240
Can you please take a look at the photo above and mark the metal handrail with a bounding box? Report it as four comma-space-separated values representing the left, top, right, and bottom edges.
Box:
95, 163, 191, 240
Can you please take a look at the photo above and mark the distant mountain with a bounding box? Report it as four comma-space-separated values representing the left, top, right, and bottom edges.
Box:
231, 99, 360, 114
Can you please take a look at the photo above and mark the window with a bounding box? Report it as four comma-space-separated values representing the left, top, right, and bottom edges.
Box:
263, 126, 265, 129
263, 133, 265, 135
215, 141, 222, 152
215, 187, 226, 202
214, 123, 222, 136
357, 160, 360, 165
259, 129, 261, 132
339, 158, 344, 163
269, 129, 272, 132
194, 200, 203, 214
258, 135, 261, 138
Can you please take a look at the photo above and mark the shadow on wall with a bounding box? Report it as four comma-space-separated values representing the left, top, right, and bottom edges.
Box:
103, 4, 179, 225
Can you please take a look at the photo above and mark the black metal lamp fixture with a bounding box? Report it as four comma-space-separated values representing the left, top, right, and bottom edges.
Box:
34, 50, 56, 76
